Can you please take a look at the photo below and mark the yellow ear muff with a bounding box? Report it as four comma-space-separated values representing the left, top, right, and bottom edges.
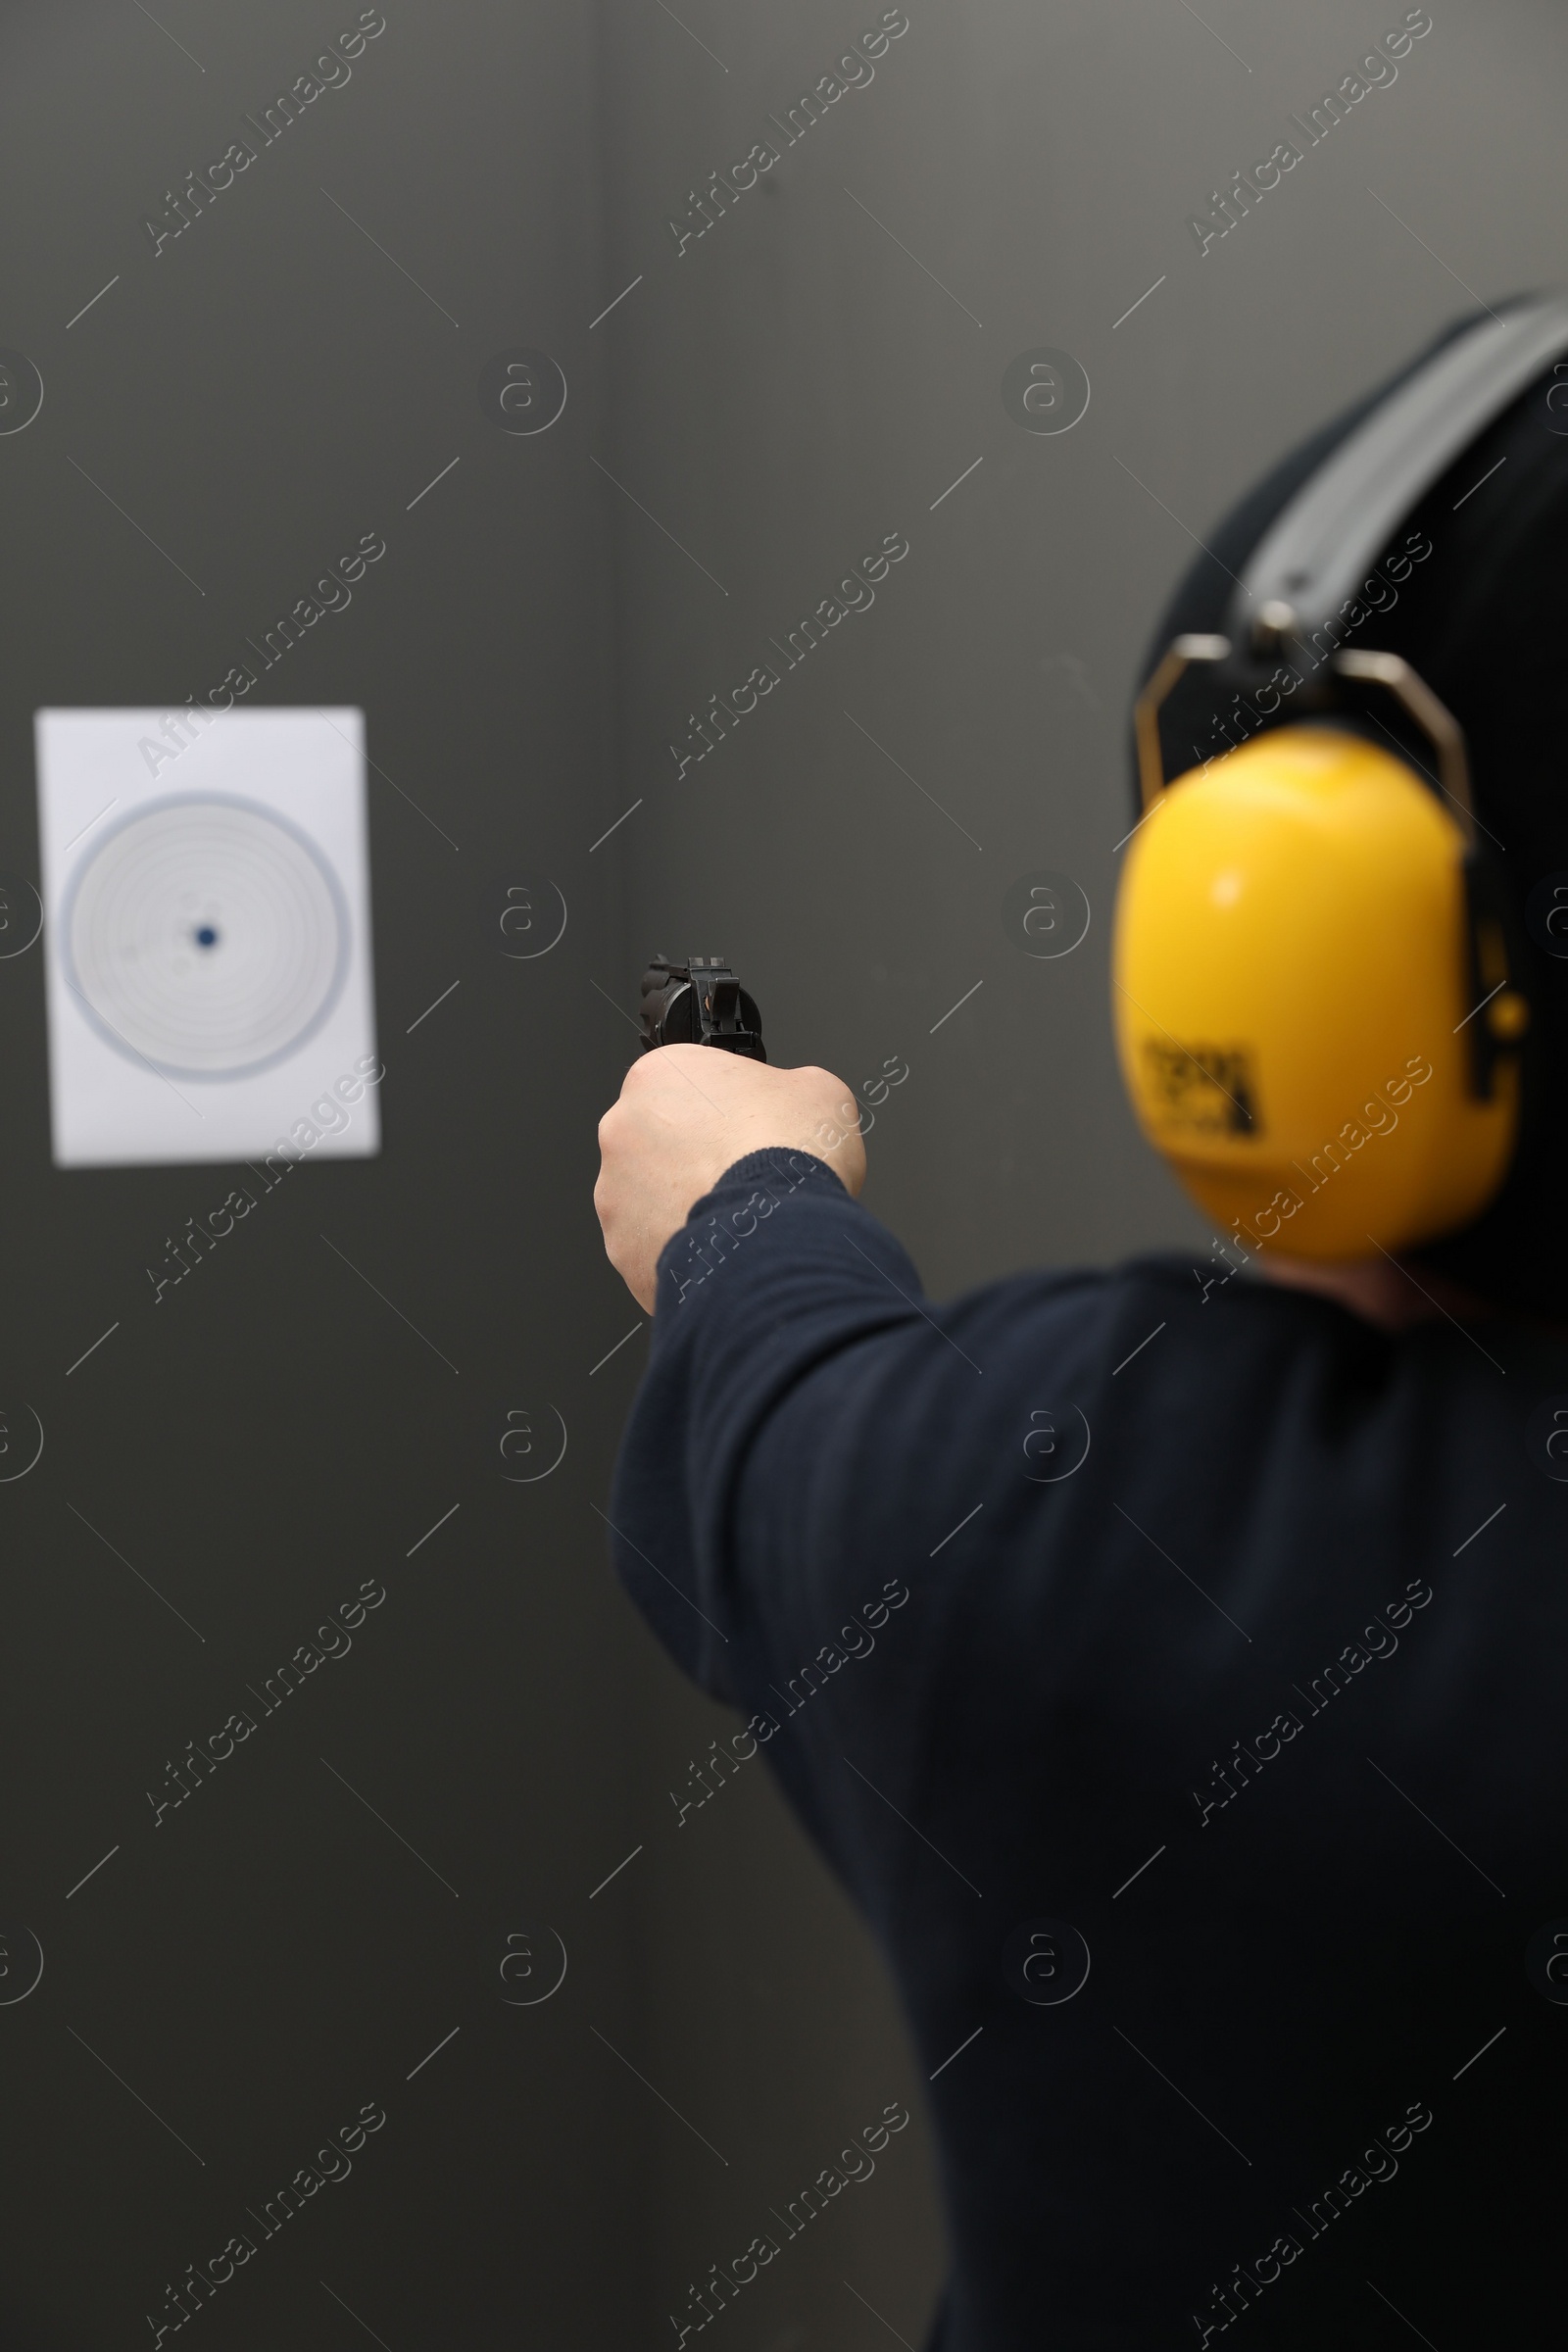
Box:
1112, 722, 1525, 1260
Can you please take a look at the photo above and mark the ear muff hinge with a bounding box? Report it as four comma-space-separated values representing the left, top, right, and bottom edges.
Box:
1133, 634, 1233, 810
1332, 651, 1477, 845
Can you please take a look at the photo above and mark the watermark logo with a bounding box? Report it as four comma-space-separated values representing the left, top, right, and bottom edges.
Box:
0, 348, 44, 435
499, 1406, 568, 1483
1001, 348, 1090, 435
668, 531, 911, 779
0, 1924, 45, 2004
0, 1402, 45, 1483
497, 880, 567, 958
485, 1923, 569, 2006
479, 348, 567, 435
1022, 1406, 1092, 1483
1525, 1919, 1568, 2004
1003, 1918, 1091, 2005
667, 11, 911, 258
1526, 871, 1568, 957
0, 874, 42, 957
1525, 1396, 1568, 1483
1002, 869, 1091, 957
1186, 12, 1433, 260
141, 14, 389, 261
1544, 363, 1568, 439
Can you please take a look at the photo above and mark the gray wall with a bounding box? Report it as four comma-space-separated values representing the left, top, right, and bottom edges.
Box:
602, 0, 1568, 1301
0, 0, 1562, 2343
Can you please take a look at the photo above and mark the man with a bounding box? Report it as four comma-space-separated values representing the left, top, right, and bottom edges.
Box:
595, 325, 1568, 2347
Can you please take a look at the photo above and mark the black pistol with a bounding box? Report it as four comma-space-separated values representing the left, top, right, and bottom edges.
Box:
637, 956, 766, 1061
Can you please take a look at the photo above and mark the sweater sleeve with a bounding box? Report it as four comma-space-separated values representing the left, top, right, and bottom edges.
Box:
605, 1149, 928, 1700
603, 1148, 1113, 1885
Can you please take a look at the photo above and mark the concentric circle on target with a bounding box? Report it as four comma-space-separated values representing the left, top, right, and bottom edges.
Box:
1002, 1917, 1091, 2006
62, 795, 350, 1079
1002, 870, 1091, 959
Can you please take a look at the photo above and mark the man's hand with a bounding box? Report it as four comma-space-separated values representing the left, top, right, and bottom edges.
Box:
595, 1046, 867, 1310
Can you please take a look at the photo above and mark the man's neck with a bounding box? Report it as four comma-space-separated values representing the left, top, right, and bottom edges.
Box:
1255, 1250, 1494, 1333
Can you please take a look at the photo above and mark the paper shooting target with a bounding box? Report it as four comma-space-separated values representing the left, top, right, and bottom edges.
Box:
62, 795, 350, 1080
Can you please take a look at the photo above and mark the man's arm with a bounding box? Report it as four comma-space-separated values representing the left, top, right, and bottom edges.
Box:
601, 1135, 932, 1694
594, 1045, 868, 1309
593, 1049, 1110, 1886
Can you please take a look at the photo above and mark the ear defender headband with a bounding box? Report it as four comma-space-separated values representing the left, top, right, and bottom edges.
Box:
1112, 297, 1568, 1262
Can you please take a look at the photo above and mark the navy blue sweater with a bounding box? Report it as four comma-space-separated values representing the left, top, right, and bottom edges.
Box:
609, 1149, 1568, 2349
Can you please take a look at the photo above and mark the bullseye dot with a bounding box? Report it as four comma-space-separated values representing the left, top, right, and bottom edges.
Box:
195, 925, 219, 948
